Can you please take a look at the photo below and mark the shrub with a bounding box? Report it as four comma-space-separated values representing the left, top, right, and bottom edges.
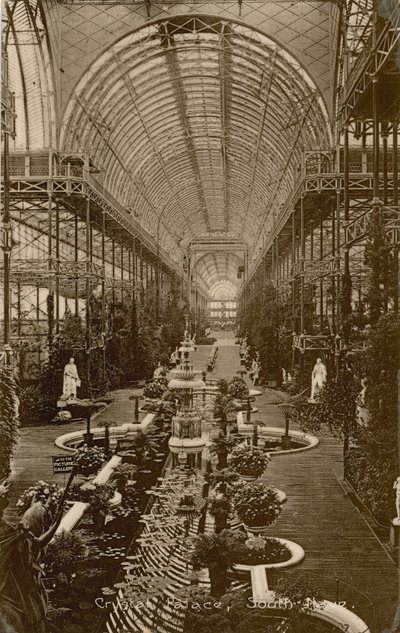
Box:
0, 367, 19, 478
16, 480, 63, 518
227, 377, 249, 400
143, 377, 168, 399
74, 446, 106, 476
233, 482, 282, 528
227, 444, 269, 477
42, 530, 88, 581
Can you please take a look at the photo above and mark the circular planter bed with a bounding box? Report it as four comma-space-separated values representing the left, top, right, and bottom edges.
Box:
233, 536, 292, 566
235, 537, 305, 570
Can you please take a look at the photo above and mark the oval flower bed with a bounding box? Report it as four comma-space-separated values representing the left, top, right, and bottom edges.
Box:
233, 535, 291, 566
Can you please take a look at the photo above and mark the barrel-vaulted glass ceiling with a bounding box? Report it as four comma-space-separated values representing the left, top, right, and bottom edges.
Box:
60, 15, 331, 296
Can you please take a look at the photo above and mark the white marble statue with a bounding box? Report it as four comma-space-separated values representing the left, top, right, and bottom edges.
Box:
394, 477, 400, 521
250, 357, 260, 386
62, 357, 81, 400
282, 368, 287, 384
310, 358, 327, 401
153, 362, 164, 377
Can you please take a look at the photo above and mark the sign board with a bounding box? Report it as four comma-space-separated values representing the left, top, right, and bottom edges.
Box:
52, 455, 75, 474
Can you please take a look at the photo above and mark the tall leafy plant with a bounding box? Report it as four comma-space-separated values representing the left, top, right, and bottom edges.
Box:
0, 367, 20, 480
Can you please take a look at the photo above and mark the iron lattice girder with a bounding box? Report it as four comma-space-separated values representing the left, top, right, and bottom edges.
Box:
345, 205, 400, 246
247, 147, 397, 285
292, 257, 340, 282
341, 2, 400, 122
3, 164, 181, 275
0, 258, 143, 291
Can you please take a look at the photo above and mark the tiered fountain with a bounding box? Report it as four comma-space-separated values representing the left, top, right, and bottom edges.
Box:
168, 320, 206, 466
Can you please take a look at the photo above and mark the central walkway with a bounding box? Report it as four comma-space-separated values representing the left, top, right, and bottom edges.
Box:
5, 332, 398, 633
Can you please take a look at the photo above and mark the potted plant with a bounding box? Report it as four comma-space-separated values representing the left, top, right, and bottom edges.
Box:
16, 480, 64, 520
110, 463, 138, 497
233, 482, 282, 532
227, 444, 270, 479
209, 432, 238, 470
205, 468, 240, 498
190, 529, 245, 597
143, 377, 168, 399
213, 393, 237, 435
74, 445, 106, 478
68, 482, 115, 533
227, 377, 249, 400
208, 494, 231, 533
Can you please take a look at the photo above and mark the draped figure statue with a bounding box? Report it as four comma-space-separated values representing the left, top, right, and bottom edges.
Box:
62, 357, 81, 400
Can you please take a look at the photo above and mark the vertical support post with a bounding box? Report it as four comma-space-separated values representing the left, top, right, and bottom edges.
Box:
1, 47, 12, 363
74, 212, 79, 316
85, 197, 91, 398
111, 236, 116, 305
320, 215, 324, 331
392, 123, 399, 315
382, 122, 388, 205
55, 200, 60, 334
292, 210, 296, 333
48, 194, 54, 351
101, 212, 106, 383
121, 241, 124, 304
393, 123, 398, 206
300, 196, 305, 333
331, 199, 336, 334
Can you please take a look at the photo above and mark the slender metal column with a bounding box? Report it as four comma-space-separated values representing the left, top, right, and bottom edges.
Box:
382, 122, 388, 205
48, 194, 54, 350
121, 241, 124, 304
292, 210, 296, 332
344, 124, 350, 275
112, 236, 116, 304
85, 197, 92, 397
101, 212, 106, 382
74, 212, 79, 316
392, 123, 399, 315
55, 200, 60, 333
300, 196, 305, 333
1, 45, 12, 362
320, 215, 324, 331
331, 200, 336, 333
335, 186, 341, 329
393, 123, 398, 206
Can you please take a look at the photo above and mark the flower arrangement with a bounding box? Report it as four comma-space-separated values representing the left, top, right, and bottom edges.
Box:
232, 535, 291, 565
74, 445, 106, 477
16, 480, 64, 517
233, 482, 282, 528
227, 444, 269, 477
227, 377, 249, 400
143, 377, 168, 399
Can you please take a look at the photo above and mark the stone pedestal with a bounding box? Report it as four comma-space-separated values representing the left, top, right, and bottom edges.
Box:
281, 435, 292, 450
390, 518, 400, 548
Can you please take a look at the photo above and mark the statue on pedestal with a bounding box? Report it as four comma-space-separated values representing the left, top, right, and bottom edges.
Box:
310, 358, 327, 401
393, 477, 400, 521
62, 357, 81, 400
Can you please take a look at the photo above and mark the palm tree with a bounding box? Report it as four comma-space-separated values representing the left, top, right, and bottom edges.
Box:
209, 433, 237, 470
190, 530, 243, 597
214, 394, 237, 435
205, 468, 240, 498
208, 495, 231, 533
